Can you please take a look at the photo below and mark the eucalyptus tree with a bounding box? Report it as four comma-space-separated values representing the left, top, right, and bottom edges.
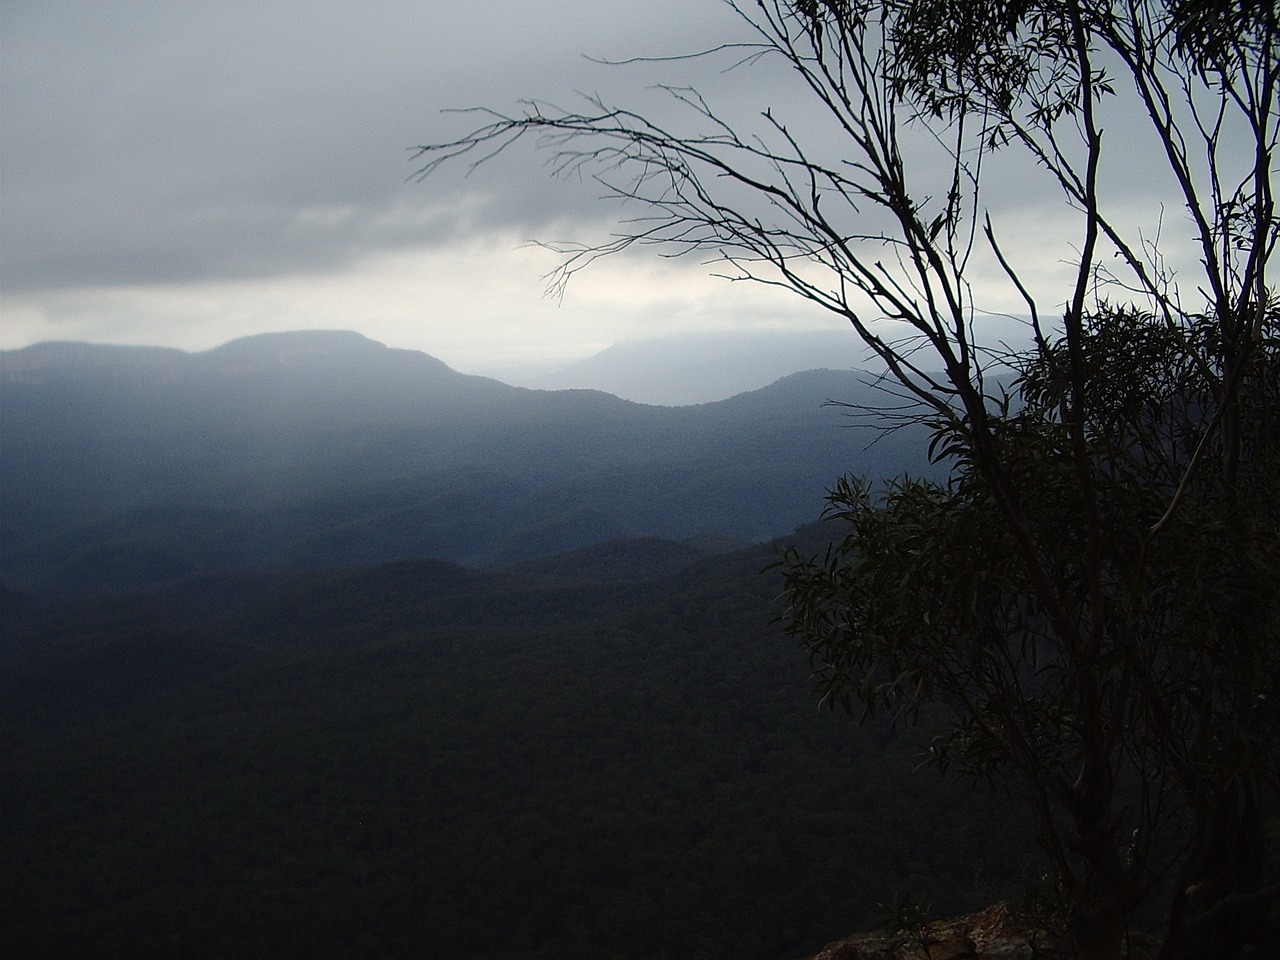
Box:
415, 2, 1278, 956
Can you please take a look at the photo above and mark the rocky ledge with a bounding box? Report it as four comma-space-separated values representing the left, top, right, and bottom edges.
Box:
806, 902, 1066, 960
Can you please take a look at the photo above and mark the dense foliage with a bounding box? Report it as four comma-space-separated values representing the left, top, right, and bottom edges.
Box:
1, 543, 1032, 960
780, 308, 1280, 950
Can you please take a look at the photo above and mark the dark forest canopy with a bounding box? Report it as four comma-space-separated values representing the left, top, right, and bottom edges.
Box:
0, 544, 1035, 960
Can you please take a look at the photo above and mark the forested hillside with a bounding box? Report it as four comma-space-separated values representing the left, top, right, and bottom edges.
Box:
0, 330, 1022, 959
0, 538, 1033, 960
1, 331, 933, 597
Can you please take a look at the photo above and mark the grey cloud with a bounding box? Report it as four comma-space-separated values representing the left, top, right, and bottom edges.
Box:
7, 0, 1155, 304
0, 0, 749, 293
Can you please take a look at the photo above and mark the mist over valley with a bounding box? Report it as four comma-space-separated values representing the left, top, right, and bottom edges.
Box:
1, 329, 936, 597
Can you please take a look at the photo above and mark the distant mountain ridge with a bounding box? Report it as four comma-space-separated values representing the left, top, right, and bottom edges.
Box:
4, 330, 478, 396
485, 328, 869, 405
1, 330, 936, 596
480, 320, 1036, 405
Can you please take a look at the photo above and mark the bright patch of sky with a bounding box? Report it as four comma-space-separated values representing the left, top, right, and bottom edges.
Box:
0, 1, 1212, 375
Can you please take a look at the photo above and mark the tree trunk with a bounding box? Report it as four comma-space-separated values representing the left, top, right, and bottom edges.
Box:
1068, 857, 1132, 960
1161, 774, 1276, 960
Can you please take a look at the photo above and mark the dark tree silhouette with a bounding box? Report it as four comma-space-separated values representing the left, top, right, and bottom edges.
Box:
415, 4, 1279, 956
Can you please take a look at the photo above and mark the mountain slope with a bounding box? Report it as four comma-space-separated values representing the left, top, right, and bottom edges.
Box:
1, 331, 936, 595
0, 544, 1032, 960
501, 327, 871, 404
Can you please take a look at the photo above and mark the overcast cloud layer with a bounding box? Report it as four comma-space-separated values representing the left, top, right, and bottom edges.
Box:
1, 1, 774, 367
1, 1, 1202, 371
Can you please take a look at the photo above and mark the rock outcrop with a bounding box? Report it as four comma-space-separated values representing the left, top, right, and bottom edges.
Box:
806, 902, 1067, 960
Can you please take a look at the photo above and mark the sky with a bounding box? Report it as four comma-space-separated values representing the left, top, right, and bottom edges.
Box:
0, 1, 1200, 376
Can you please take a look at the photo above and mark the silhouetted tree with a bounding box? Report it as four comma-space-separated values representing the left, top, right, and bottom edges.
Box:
415, 3, 1278, 956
